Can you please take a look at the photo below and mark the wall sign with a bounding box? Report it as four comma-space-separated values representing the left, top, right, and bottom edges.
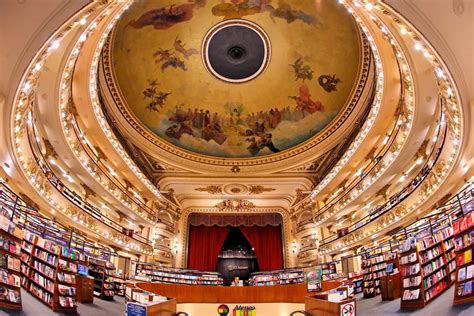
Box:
340, 301, 355, 316
306, 267, 323, 292
126, 302, 147, 316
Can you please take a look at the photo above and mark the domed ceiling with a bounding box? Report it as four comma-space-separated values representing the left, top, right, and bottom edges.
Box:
111, 0, 361, 158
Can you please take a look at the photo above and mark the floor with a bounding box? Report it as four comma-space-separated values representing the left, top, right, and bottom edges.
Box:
0, 287, 473, 315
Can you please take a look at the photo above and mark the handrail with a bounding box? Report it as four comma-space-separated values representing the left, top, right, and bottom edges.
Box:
69, 116, 159, 218
319, 101, 447, 247
25, 120, 153, 246
297, 43, 412, 223
0, 182, 119, 258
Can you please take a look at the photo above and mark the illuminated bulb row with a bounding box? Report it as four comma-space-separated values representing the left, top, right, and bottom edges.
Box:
307, 3, 385, 202
316, 0, 463, 255
301, 0, 415, 224
10, 2, 153, 255
313, 55, 414, 226
53, 1, 157, 224
83, 4, 166, 206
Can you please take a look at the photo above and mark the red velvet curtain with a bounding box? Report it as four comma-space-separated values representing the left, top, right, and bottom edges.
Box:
239, 225, 283, 271
187, 225, 230, 271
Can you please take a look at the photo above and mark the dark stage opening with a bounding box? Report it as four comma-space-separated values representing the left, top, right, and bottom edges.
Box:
218, 227, 258, 285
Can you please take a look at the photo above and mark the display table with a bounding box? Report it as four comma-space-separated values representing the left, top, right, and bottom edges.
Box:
380, 273, 401, 300
131, 280, 342, 303
305, 293, 356, 316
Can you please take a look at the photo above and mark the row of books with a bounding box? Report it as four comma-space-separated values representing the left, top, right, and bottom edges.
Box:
400, 252, 417, 265
402, 263, 420, 277
58, 259, 77, 273
0, 268, 20, 287
456, 281, 473, 297
457, 264, 474, 282
0, 286, 21, 304
0, 216, 22, 240
29, 282, 53, 305
32, 260, 55, 279
422, 256, 445, 275
0, 235, 20, 256
34, 248, 56, 266
456, 249, 472, 266
402, 288, 420, 301
403, 276, 421, 288
32, 272, 54, 292
423, 269, 446, 289
420, 246, 443, 264
453, 213, 474, 235
0, 254, 20, 272
425, 281, 448, 302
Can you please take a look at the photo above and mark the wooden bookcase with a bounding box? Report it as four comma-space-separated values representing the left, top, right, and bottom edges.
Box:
362, 253, 386, 298
55, 247, 79, 312
400, 227, 453, 309
452, 212, 474, 305
89, 259, 115, 300
0, 214, 23, 310
112, 274, 126, 296
21, 232, 78, 313
136, 263, 223, 286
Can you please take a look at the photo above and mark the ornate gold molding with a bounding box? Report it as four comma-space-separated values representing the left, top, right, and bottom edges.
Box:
178, 206, 292, 268
215, 199, 255, 212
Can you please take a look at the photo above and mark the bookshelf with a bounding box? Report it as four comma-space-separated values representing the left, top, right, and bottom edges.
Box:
321, 262, 337, 280
400, 227, 453, 309
112, 274, 127, 296
352, 277, 363, 294
249, 271, 279, 286
453, 212, 474, 305
248, 268, 304, 286
135, 263, 223, 286
89, 259, 115, 300
20, 231, 79, 313
0, 214, 23, 310
362, 253, 386, 298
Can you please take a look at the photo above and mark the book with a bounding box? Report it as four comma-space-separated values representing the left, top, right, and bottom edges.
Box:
465, 281, 472, 295
465, 249, 472, 264
457, 253, 465, 266
467, 265, 473, 279
458, 267, 466, 282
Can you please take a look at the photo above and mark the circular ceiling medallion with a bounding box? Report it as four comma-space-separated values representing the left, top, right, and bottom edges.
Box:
223, 183, 249, 195
203, 19, 271, 83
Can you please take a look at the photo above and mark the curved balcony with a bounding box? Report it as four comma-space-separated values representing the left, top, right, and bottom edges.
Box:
318, 108, 448, 251
26, 119, 152, 247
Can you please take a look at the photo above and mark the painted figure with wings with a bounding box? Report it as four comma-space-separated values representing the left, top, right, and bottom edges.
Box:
174, 37, 199, 59
153, 48, 187, 71
290, 57, 314, 81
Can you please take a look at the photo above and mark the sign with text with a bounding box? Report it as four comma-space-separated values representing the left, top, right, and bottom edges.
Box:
126, 302, 147, 316
306, 267, 323, 292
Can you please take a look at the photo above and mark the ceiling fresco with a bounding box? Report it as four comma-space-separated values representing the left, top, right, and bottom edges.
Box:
111, 0, 361, 158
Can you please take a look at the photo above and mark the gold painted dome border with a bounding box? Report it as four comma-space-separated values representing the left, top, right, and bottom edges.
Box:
101, 24, 371, 167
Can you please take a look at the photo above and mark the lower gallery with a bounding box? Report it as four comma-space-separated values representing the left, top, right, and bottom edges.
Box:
0, 0, 473, 315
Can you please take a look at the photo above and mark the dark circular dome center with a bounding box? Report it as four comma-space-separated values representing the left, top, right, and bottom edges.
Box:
203, 20, 270, 83
228, 46, 246, 60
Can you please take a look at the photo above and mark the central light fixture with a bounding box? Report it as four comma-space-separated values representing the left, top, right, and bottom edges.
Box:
202, 19, 271, 83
